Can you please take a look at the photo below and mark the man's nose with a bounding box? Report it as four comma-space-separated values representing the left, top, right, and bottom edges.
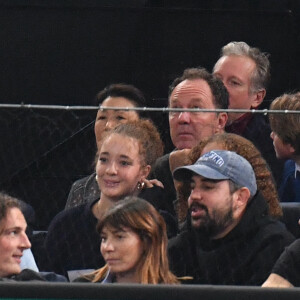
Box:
177, 111, 191, 123
189, 188, 203, 202
270, 131, 274, 140
20, 233, 31, 250
105, 120, 116, 131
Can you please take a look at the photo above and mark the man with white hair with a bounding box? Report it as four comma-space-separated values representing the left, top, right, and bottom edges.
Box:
213, 41, 282, 183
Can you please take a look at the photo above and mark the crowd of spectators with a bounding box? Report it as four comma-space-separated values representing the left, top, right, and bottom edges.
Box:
0, 41, 299, 289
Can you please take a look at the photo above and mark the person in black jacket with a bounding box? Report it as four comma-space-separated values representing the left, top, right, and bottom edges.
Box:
262, 239, 300, 287
168, 150, 294, 285
213, 41, 282, 184
151, 67, 229, 214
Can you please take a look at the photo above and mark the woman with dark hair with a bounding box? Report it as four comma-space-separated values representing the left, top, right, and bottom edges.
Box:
75, 197, 178, 284
65, 83, 147, 210
45, 119, 177, 279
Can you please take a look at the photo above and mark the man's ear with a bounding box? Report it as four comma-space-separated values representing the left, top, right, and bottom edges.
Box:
215, 112, 228, 133
233, 187, 251, 219
251, 89, 266, 108
286, 143, 296, 156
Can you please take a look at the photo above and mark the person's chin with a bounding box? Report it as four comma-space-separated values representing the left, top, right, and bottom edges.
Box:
191, 217, 205, 229
104, 190, 122, 200
175, 140, 196, 150
8, 264, 21, 277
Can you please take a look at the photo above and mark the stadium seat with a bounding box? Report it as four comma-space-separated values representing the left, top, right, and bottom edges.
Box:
280, 202, 300, 238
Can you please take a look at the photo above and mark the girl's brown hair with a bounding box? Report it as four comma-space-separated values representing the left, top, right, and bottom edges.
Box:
100, 119, 164, 168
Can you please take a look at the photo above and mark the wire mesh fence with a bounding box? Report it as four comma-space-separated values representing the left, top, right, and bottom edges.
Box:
1, 104, 299, 230
1, 104, 299, 281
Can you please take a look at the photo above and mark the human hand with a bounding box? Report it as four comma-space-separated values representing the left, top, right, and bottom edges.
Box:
143, 179, 164, 189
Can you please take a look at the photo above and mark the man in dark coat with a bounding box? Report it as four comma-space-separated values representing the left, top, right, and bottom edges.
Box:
213, 41, 282, 184
169, 150, 294, 285
151, 67, 228, 214
262, 239, 300, 287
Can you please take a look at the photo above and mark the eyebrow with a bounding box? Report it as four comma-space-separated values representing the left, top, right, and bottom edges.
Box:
214, 72, 243, 82
119, 155, 131, 159
112, 229, 126, 234
228, 75, 243, 81
99, 107, 134, 113
3, 226, 23, 232
99, 151, 109, 156
102, 227, 126, 235
99, 152, 132, 160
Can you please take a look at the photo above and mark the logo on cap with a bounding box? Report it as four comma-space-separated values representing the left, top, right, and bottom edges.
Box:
199, 151, 224, 167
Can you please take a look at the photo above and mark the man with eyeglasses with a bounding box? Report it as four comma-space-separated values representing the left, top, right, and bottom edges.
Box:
213, 41, 282, 184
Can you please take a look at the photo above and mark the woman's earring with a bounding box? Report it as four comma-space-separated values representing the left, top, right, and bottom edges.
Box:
95, 174, 98, 181
137, 181, 145, 190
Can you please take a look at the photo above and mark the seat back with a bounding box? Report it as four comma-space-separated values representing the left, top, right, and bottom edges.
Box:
280, 202, 300, 238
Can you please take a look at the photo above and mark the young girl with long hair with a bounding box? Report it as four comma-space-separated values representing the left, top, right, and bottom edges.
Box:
45, 119, 176, 278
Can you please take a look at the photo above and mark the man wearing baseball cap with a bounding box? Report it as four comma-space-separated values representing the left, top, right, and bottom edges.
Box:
168, 150, 294, 285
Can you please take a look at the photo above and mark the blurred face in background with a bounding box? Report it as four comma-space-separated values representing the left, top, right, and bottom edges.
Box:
94, 97, 139, 148
0, 208, 31, 277
270, 131, 295, 159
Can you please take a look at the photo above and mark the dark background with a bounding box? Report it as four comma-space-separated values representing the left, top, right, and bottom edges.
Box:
0, 0, 299, 105
0, 0, 299, 229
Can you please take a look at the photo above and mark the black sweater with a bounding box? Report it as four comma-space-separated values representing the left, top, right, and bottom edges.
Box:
168, 192, 294, 285
272, 239, 300, 287
45, 186, 177, 277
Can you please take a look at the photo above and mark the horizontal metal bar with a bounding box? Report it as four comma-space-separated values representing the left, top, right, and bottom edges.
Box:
0, 103, 299, 114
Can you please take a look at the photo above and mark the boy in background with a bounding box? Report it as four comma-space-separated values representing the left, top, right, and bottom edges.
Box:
269, 92, 300, 202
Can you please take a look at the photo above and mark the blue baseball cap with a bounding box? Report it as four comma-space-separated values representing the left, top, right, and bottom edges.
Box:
173, 150, 257, 196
